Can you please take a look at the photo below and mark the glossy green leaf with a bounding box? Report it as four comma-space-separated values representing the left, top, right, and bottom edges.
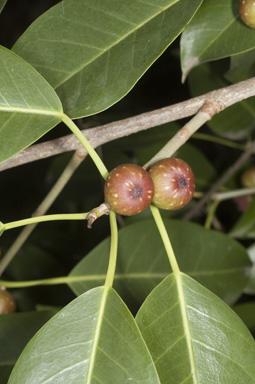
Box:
234, 302, 255, 336
13, 0, 202, 118
136, 273, 255, 383
188, 62, 255, 140
225, 49, 255, 83
69, 219, 250, 306
229, 198, 255, 239
181, 0, 255, 80
8, 287, 160, 384
0, 0, 7, 13
0, 46, 62, 164
0, 311, 56, 384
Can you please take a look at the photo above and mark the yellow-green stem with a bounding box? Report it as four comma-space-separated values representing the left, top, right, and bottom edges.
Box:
104, 211, 118, 288
0, 151, 86, 277
150, 205, 180, 274
61, 114, 109, 179
3, 213, 88, 231
0, 275, 101, 288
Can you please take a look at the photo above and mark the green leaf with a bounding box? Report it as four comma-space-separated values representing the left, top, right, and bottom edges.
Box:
234, 302, 255, 336
8, 287, 160, 384
229, 198, 255, 239
0, 0, 7, 13
0, 311, 56, 384
136, 273, 255, 383
13, 0, 202, 118
0, 46, 62, 164
225, 49, 255, 83
181, 0, 255, 80
69, 219, 250, 306
188, 62, 255, 140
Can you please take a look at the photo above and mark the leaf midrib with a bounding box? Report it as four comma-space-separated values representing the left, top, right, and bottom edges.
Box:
0, 105, 63, 117
85, 286, 109, 383
54, 0, 180, 90
176, 272, 198, 384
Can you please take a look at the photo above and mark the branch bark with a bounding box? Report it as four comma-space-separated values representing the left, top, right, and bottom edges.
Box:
0, 77, 255, 172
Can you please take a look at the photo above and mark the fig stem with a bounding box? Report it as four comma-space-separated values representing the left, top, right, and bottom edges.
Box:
61, 113, 109, 179
104, 211, 118, 288
0, 272, 169, 288
150, 205, 180, 274
3, 213, 89, 231
143, 99, 225, 169
204, 200, 220, 230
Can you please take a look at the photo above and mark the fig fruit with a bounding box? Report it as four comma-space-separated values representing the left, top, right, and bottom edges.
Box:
0, 287, 16, 314
149, 158, 195, 210
241, 166, 255, 188
104, 164, 154, 215
239, 0, 255, 29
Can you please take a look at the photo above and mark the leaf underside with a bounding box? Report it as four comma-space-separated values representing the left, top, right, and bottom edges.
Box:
69, 219, 250, 306
181, 0, 255, 80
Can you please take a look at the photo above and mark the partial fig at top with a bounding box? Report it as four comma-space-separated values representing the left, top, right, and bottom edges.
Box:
239, 0, 255, 29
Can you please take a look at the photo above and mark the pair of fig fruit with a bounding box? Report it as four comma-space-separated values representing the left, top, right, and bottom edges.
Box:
104, 158, 195, 216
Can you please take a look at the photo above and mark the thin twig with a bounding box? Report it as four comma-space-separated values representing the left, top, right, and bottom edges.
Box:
0, 150, 86, 276
204, 200, 220, 230
0, 77, 255, 172
143, 99, 225, 168
184, 141, 255, 221
212, 186, 255, 201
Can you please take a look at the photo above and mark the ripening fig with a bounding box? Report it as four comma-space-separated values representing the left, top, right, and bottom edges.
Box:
0, 287, 16, 314
239, 0, 255, 29
149, 158, 195, 210
104, 164, 154, 216
241, 166, 255, 187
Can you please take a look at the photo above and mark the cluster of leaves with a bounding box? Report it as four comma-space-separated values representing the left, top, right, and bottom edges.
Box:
0, 0, 255, 383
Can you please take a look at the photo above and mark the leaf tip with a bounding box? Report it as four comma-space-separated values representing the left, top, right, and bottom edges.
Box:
181, 57, 200, 83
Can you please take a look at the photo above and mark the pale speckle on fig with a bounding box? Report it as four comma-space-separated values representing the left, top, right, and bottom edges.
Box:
149, 158, 195, 210
104, 163, 155, 216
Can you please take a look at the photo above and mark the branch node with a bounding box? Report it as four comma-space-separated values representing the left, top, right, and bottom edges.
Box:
200, 98, 226, 118
75, 149, 87, 160
87, 202, 110, 228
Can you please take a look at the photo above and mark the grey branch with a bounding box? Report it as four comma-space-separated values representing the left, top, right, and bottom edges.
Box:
1, 77, 255, 172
